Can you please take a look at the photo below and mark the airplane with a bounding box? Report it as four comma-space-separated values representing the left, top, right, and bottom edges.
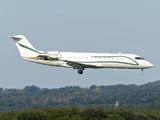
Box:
11, 35, 154, 76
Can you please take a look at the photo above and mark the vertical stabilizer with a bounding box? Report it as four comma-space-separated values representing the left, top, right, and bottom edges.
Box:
12, 35, 40, 57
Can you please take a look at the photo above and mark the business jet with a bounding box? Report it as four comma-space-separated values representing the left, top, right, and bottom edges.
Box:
11, 35, 153, 76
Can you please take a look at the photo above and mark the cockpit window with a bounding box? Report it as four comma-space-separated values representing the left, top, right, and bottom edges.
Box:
135, 57, 145, 60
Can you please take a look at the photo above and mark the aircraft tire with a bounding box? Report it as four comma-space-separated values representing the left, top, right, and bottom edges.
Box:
78, 70, 83, 74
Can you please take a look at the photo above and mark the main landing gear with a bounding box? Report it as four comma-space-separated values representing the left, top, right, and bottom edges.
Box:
77, 70, 83, 74
140, 69, 144, 76
76, 67, 84, 75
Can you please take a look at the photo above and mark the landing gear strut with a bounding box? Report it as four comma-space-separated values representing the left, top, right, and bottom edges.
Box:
140, 69, 144, 76
77, 70, 83, 74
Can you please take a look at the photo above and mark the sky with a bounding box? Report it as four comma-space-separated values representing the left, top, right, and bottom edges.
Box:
0, 0, 160, 89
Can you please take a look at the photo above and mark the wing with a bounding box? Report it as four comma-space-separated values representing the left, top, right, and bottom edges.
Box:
38, 53, 98, 69
64, 60, 98, 69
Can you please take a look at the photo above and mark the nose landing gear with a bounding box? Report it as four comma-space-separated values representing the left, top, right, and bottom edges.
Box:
140, 69, 144, 76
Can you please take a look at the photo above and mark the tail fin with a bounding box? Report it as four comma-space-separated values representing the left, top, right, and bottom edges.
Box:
12, 35, 40, 57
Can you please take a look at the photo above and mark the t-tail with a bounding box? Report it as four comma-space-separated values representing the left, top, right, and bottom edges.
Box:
12, 35, 41, 58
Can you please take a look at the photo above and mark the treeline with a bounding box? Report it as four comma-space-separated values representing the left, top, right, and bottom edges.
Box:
0, 108, 160, 120
0, 80, 160, 112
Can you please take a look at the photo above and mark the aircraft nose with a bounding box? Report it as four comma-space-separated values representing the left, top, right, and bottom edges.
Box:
150, 63, 154, 67
148, 62, 154, 68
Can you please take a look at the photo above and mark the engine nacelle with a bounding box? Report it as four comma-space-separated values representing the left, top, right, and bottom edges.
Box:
47, 51, 61, 59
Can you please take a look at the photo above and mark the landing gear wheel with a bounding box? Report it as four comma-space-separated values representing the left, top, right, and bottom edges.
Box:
140, 69, 144, 76
78, 70, 83, 74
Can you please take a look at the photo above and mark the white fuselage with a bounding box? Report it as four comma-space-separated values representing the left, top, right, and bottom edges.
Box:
22, 52, 153, 69
11, 35, 153, 75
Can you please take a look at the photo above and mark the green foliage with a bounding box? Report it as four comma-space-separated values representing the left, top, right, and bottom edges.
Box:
0, 108, 160, 120
1, 81, 160, 112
